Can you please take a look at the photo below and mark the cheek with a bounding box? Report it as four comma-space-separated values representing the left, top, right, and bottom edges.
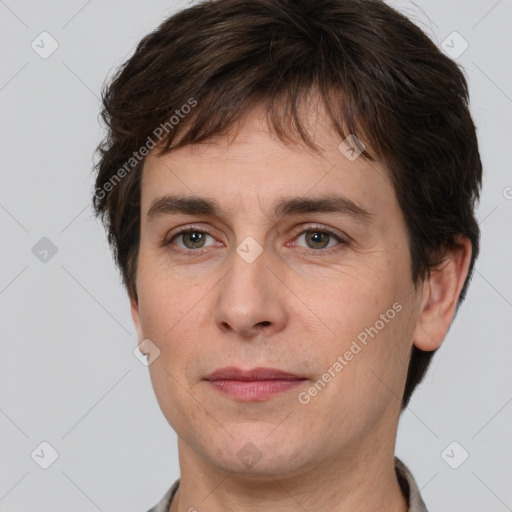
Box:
303, 255, 414, 390
136, 262, 207, 378
136, 271, 210, 433
137, 246, 201, 329
303, 263, 403, 342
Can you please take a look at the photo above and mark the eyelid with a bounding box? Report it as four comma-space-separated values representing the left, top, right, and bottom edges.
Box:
290, 223, 347, 241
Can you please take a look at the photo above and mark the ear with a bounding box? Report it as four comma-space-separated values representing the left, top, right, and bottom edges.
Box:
130, 297, 144, 342
413, 236, 473, 351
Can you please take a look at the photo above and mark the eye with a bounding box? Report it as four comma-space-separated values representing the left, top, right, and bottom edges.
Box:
164, 225, 347, 257
292, 226, 347, 255
167, 228, 217, 250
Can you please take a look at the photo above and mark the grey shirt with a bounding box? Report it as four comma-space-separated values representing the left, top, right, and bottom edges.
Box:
147, 457, 428, 512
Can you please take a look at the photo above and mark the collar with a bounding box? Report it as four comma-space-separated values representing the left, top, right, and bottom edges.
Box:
394, 457, 429, 511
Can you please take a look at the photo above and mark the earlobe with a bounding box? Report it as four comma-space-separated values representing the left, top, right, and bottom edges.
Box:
412, 236, 472, 352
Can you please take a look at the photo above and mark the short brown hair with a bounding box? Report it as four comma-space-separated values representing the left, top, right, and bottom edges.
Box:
92, 0, 482, 409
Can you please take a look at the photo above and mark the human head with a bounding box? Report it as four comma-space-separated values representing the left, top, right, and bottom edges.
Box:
92, 0, 481, 411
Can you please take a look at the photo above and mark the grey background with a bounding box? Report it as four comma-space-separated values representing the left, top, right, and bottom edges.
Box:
0, 0, 511, 510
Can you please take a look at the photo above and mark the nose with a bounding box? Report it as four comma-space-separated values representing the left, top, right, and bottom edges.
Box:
213, 242, 289, 339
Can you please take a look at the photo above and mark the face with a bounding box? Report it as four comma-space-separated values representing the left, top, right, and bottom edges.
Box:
131, 105, 425, 478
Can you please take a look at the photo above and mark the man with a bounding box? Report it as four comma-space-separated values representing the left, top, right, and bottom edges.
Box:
92, 0, 482, 510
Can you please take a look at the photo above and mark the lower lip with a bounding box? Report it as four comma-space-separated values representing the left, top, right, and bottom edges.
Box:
207, 379, 306, 401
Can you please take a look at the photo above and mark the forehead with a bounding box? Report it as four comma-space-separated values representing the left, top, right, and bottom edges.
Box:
140, 105, 396, 223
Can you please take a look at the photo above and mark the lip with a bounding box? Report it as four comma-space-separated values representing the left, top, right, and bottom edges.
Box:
205, 366, 303, 381
205, 367, 307, 401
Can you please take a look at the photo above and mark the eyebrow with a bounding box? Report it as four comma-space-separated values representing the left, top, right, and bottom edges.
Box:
146, 194, 375, 224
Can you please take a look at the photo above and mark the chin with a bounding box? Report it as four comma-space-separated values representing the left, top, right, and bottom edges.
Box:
202, 427, 312, 478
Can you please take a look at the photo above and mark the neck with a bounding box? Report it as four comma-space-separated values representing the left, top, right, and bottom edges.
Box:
170, 438, 408, 512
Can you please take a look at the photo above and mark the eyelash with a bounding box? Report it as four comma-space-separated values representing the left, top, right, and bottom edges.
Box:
164, 224, 348, 258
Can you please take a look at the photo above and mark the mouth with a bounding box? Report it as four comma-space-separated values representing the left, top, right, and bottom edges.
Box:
204, 366, 308, 401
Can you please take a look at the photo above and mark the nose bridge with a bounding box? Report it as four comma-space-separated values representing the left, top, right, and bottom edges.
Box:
213, 236, 288, 337
223, 200, 273, 295
225, 237, 271, 308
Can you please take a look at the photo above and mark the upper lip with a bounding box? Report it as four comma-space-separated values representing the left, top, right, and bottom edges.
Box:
205, 367, 305, 381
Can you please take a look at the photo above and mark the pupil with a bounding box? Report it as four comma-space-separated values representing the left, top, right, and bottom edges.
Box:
309, 231, 327, 248
188, 232, 204, 247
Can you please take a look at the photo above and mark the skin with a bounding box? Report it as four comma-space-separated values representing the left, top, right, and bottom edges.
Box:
131, 102, 472, 512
